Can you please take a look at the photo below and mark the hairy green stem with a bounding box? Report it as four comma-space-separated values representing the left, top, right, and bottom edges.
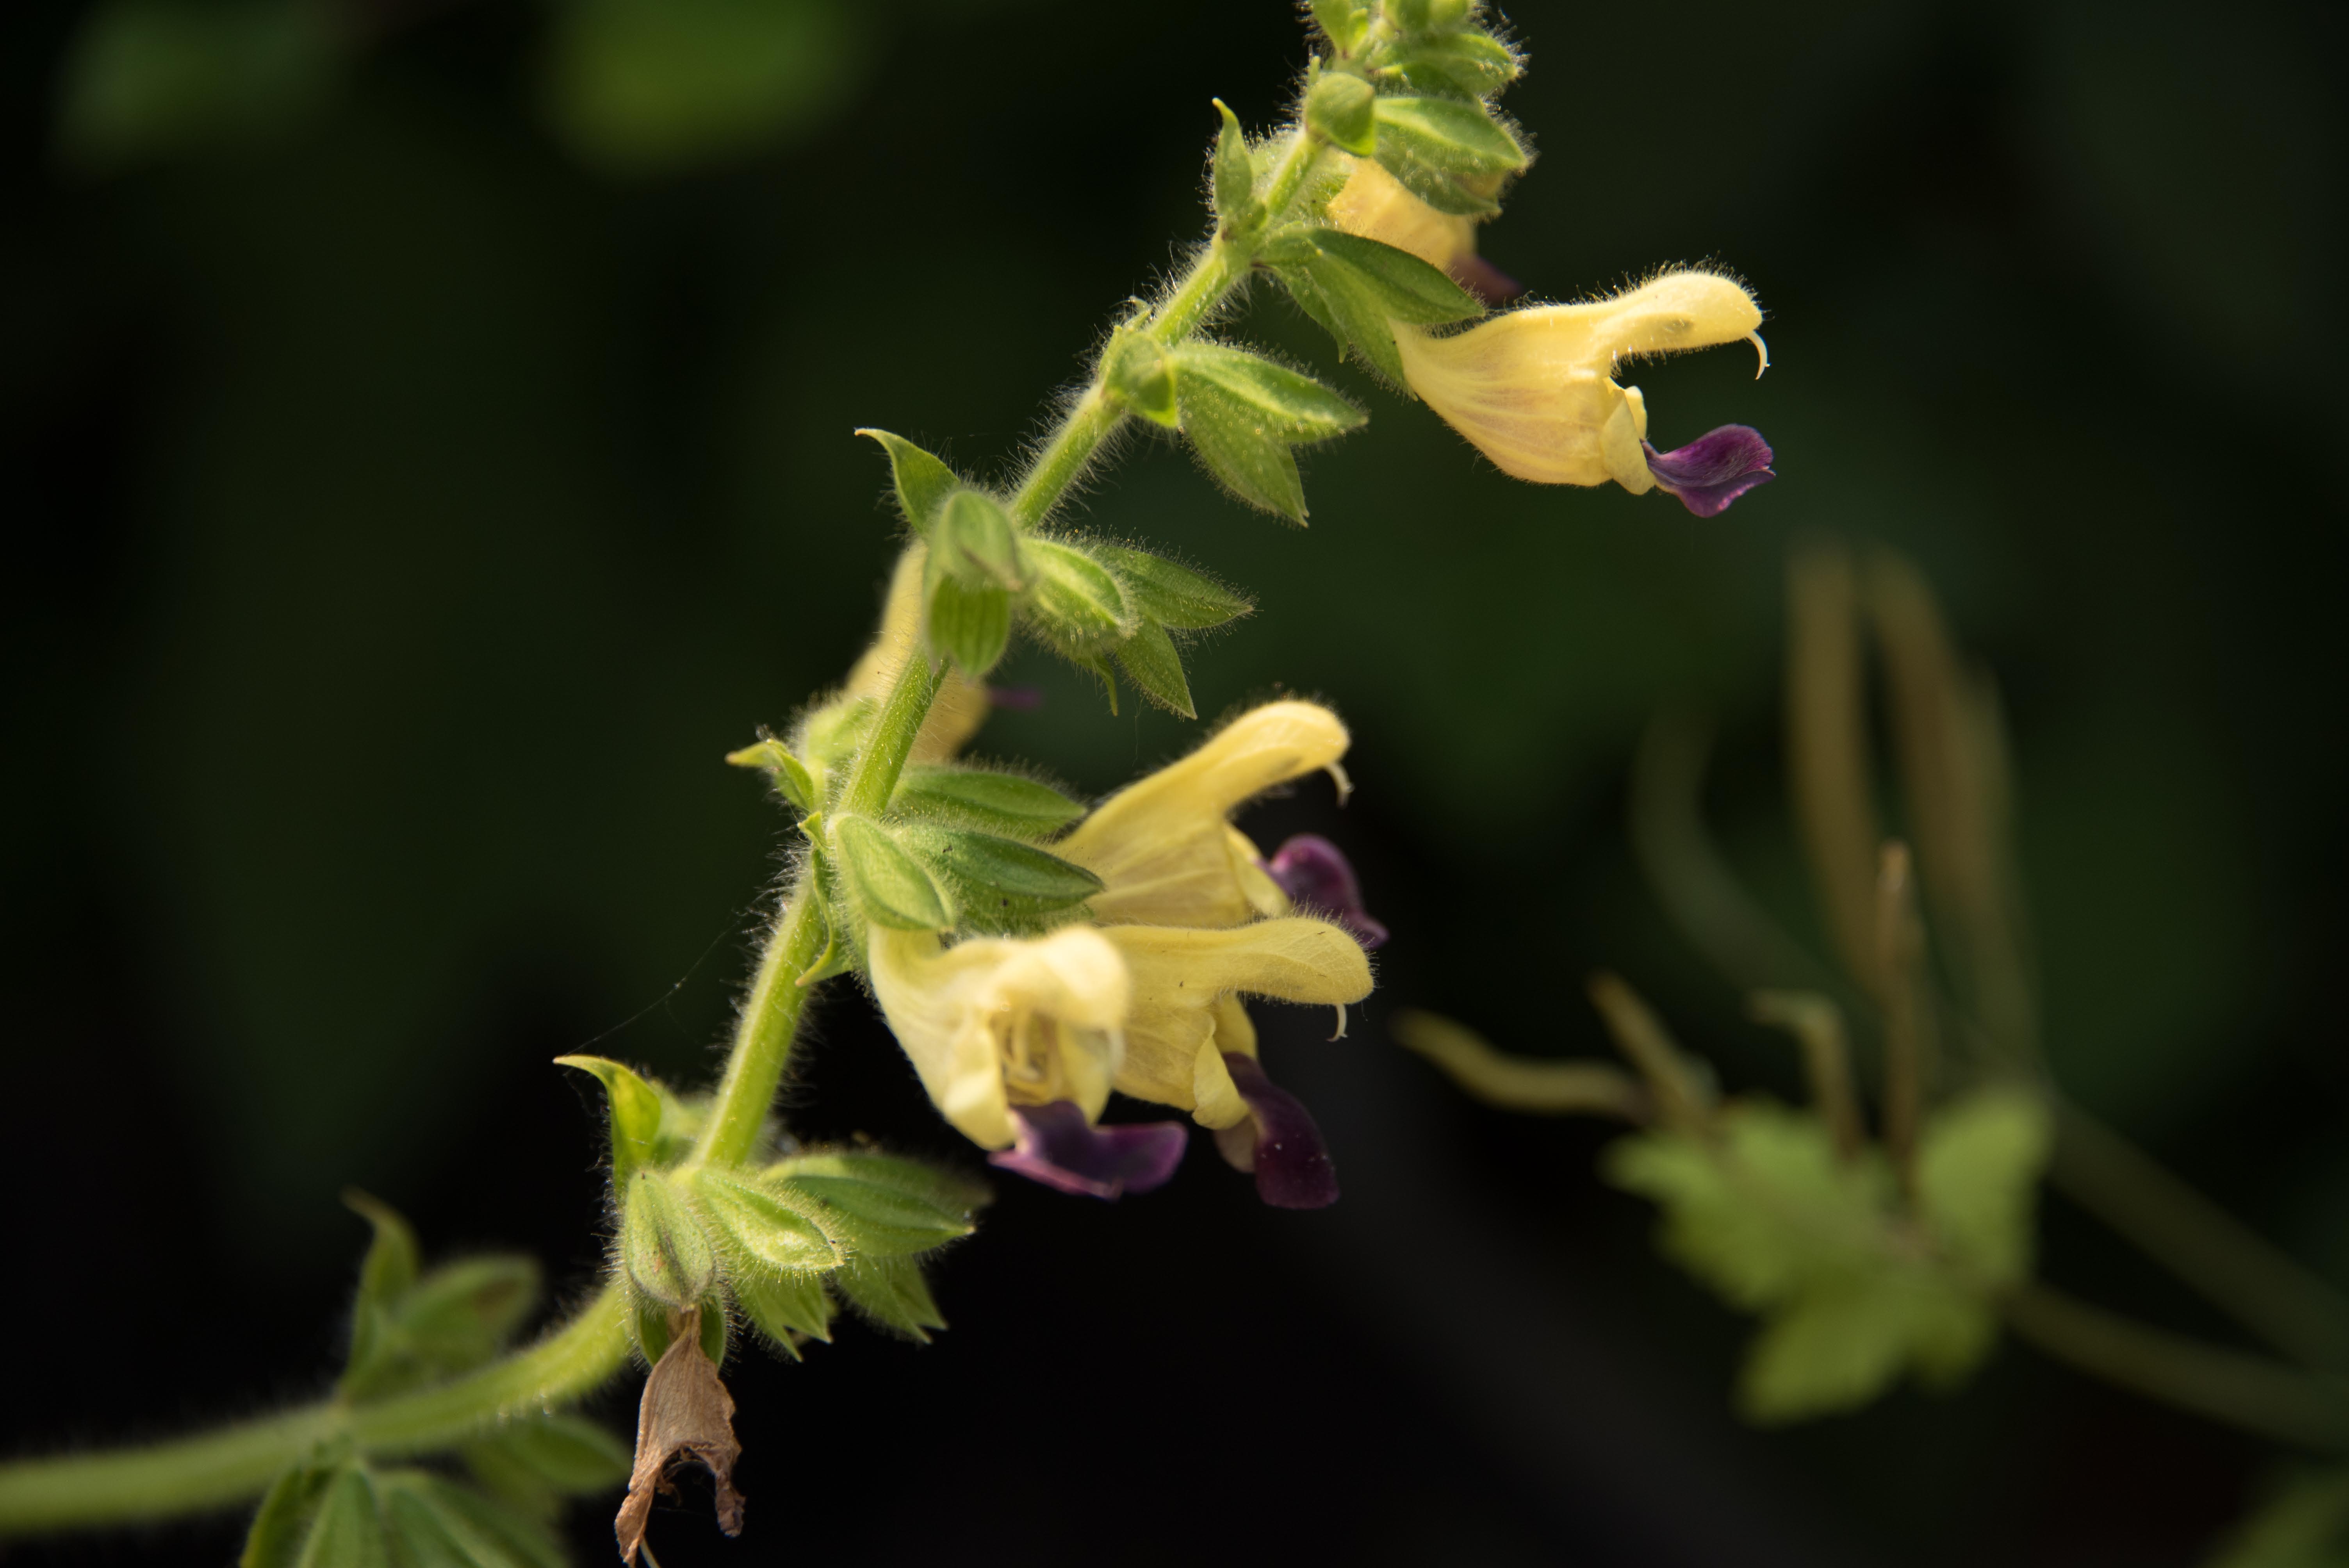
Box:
1009, 127, 1331, 527
2004, 1282, 2349, 1452
0, 1285, 630, 1537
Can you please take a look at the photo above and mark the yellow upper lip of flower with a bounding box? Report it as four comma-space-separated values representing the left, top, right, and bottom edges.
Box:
1057, 699, 1351, 928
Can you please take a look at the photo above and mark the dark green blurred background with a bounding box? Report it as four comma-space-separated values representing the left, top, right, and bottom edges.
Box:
6, 0, 2345, 1561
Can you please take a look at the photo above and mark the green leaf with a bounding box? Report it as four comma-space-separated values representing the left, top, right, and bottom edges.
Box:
541, 0, 870, 176
832, 813, 953, 930
891, 764, 1085, 837
1917, 1086, 2052, 1287
723, 734, 816, 810
772, 1151, 980, 1257
1102, 330, 1180, 429
1308, 0, 1368, 54
1210, 98, 1258, 230
552, 1054, 665, 1185
694, 1166, 841, 1272
2205, 1468, 2349, 1568
381, 1472, 565, 1568
298, 1465, 390, 1568
243, 1458, 341, 1568
1303, 69, 1375, 156
1371, 95, 1527, 216
855, 428, 958, 535
924, 573, 1012, 678
1739, 1275, 1993, 1424
1386, 30, 1520, 99
1177, 375, 1308, 521
57, 0, 338, 171
1112, 619, 1196, 719
1021, 538, 1133, 645
1260, 228, 1483, 324
392, 1257, 540, 1366
342, 1191, 419, 1380
1093, 545, 1253, 630
622, 1171, 716, 1307
831, 1254, 947, 1340
895, 823, 1103, 932
1171, 344, 1366, 442
462, 1415, 631, 1510
932, 488, 1025, 590
734, 1264, 836, 1356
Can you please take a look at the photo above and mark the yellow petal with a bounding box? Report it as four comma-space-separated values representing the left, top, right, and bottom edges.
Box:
1103, 919, 1372, 1113
1060, 702, 1348, 927
843, 545, 993, 763
1189, 996, 1259, 1130
867, 925, 1129, 1149
1396, 273, 1759, 490
1326, 155, 1478, 277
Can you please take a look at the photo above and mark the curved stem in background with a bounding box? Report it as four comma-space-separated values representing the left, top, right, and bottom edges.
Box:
0, 1285, 630, 1537
2003, 1282, 2349, 1453
2050, 1103, 2349, 1375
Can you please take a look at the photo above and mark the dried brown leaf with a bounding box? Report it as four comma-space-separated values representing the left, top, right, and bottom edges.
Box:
615, 1306, 744, 1565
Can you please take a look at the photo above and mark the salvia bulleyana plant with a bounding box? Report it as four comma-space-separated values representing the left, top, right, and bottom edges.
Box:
0, 3, 1784, 1560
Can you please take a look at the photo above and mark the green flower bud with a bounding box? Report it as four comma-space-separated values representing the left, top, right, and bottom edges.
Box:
1305, 69, 1376, 156
621, 1171, 716, 1307
1102, 328, 1179, 428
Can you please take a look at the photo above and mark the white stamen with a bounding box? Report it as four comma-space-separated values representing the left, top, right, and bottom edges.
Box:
1326, 761, 1354, 806
1747, 331, 1770, 380
1329, 1004, 1349, 1042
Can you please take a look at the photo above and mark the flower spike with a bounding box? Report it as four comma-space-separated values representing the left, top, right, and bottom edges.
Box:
988, 1102, 1188, 1200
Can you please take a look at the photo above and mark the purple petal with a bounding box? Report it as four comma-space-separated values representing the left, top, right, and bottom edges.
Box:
1262, 834, 1388, 949
987, 684, 1045, 711
1217, 1054, 1338, 1209
1449, 254, 1523, 306
1643, 425, 1775, 518
989, 1102, 1187, 1200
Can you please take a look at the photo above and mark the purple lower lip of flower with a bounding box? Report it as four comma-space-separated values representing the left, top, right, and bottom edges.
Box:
1262, 834, 1387, 949
1644, 426, 1775, 518
1216, 1053, 1338, 1210
989, 1101, 1187, 1200
1449, 254, 1524, 307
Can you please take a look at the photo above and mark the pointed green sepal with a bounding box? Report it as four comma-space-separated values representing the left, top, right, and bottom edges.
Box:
856, 428, 960, 536
933, 488, 1026, 590
1112, 619, 1196, 718
832, 813, 954, 931
724, 735, 816, 811
925, 573, 1013, 677
832, 1254, 948, 1340
462, 1414, 631, 1514
896, 823, 1103, 933
1177, 376, 1309, 520
770, 1151, 982, 1258
1304, 68, 1376, 155
632, 1293, 729, 1368
891, 764, 1086, 838
1172, 343, 1367, 440
242, 1457, 345, 1568
1371, 95, 1528, 216
1387, 29, 1520, 99
1103, 329, 1180, 428
553, 1055, 665, 1186
734, 1263, 837, 1357
342, 1190, 419, 1381
1211, 99, 1259, 232
622, 1171, 716, 1307
1259, 228, 1483, 324
1021, 537, 1134, 647
694, 1166, 843, 1272
1094, 545, 1254, 630
1309, 0, 1369, 55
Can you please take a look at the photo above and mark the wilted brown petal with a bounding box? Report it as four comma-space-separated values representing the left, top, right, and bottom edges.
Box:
616, 1306, 745, 1565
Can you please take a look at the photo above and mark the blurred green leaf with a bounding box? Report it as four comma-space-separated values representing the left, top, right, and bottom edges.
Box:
1916, 1086, 2052, 1287
1112, 619, 1195, 719
542, 0, 869, 176
2204, 1468, 2349, 1568
57, 0, 338, 169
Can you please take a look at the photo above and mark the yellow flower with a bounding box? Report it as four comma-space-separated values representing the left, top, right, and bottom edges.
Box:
1055, 700, 1351, 928
1396, 272, 1777, 516
1326, 155, 1517, 303
1102, 919, 1372, 1133
865, 924, 1129, 1151
842, 545, 993, 763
